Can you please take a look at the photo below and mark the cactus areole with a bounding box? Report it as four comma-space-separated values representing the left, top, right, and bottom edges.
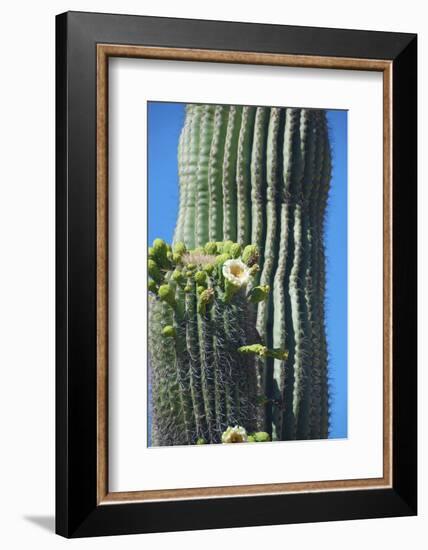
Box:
149, 104, 331, 445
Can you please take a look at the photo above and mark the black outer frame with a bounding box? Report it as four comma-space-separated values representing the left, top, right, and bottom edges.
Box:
56, 11, 417, 538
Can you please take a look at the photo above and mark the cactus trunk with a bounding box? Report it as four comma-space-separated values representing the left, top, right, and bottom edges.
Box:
149, 102, 332, 445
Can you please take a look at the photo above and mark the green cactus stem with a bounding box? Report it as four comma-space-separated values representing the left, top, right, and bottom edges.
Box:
164, 103, 332, 442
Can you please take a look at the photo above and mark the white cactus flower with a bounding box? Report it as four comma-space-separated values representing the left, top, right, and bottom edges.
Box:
221, 425, 248, 443
222, 259, 250, 287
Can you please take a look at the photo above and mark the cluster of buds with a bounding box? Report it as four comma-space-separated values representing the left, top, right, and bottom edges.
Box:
148, 238, 270, 315
148, 238, 288, 362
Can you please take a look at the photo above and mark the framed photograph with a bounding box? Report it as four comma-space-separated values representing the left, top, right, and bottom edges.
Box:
56, 11, 417, 537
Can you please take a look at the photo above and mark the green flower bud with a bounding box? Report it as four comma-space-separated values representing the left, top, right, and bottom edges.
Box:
152, 238, 170, 268
148, 259, 162, 284
162, 325, 176, 338
230, 243, 242, 258
197, 288, 214, 314
203, 263, 215, 275
196, 285, 205, 296
215, 241, 225, 254
214, 253, 230, 267
222, 240, 234, 254
194, 270, 207, 285
186, 263, 196, 271
247, 435, 256, 443
148, 279, 158, 294
254, 432, 271, 442
204, 242, 218, 255
183, 285, 192, 293
196, 438, 206, 445
158, 284, 176, 309
148, 246, 155, 260
172, 252, 183, 264
173, 242, 187, 255
248, 264, 260, 277
242, 244, 259, 266
171, 269, 185, 285
248, 285, 270, 303
153, 238, 167, 251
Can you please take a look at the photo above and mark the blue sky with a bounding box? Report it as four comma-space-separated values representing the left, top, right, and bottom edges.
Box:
148, 102, 347, 439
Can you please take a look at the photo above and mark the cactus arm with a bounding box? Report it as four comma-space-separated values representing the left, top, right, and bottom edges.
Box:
208, 106, 229, 242
236, 106, 256, 246
195, 105, 216, 247
222, 106, 242, 241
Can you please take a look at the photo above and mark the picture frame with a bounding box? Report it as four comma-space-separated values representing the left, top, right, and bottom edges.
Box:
56, 10, 417, 538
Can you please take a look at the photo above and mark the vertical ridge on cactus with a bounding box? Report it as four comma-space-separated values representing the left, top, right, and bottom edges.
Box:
208, 106, 229, 242
273, 107, 296, 440
183, 105, 203, 249
257, 107, 282, 434
236, 106, 256, 246
222, 106, 242, 242
195, 105, 216, 248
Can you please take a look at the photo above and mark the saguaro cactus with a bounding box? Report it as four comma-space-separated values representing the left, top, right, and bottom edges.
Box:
170, 104, 332, 441
148, 239, 274, 445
